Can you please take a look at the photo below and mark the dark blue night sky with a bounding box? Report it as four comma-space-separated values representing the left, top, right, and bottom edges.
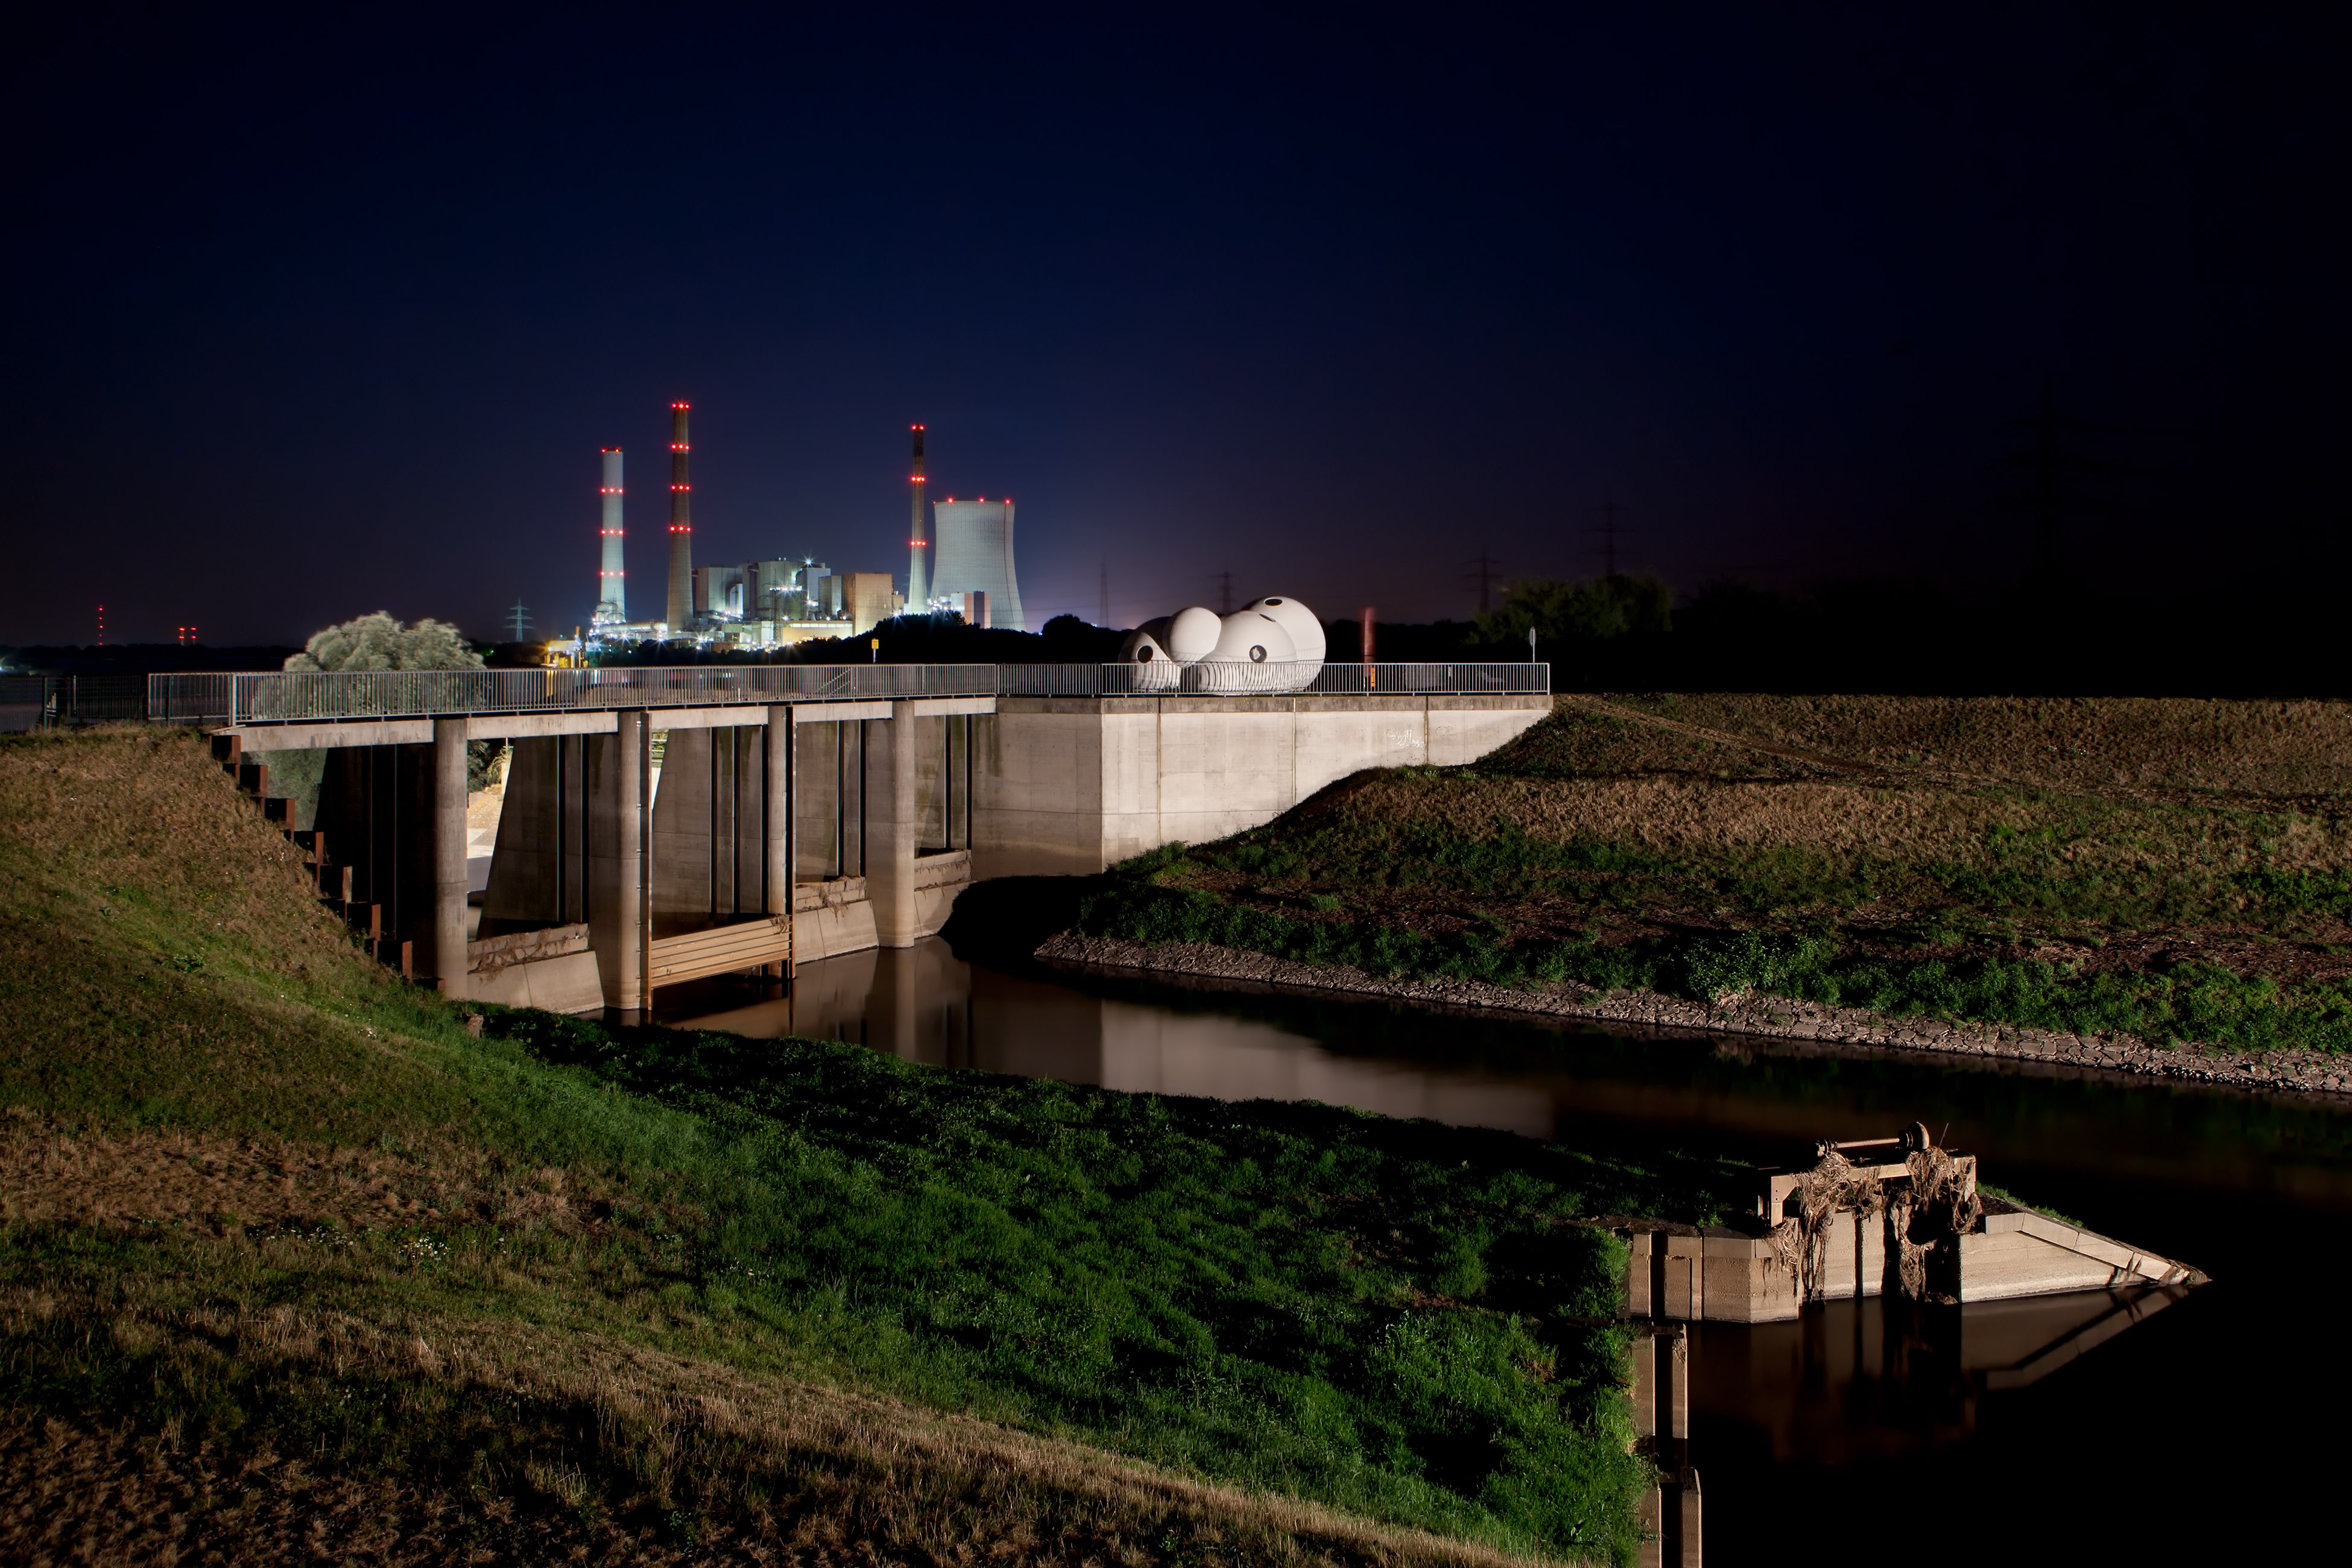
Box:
4, 4, 2342, 645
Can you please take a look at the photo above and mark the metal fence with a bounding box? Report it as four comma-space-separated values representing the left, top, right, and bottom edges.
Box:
994, 662, 1551, 698
147, 672, 238, 725
1, 675, 148, 732
170, 663, 999, 726
142, 661, 1549, 726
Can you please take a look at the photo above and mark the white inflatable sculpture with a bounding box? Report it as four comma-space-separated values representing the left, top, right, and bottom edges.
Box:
1117, 596, 1326, 692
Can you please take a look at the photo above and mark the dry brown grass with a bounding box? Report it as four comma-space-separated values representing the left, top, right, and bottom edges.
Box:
1388, 695, 2352, 880
1333, 767, 2352, 881
0, 1110, 599, 1238
1, 1288, 1560, 1568
0, 725, 346, 972
1341, 771, 2028, 865
1579, 693, 2352, 807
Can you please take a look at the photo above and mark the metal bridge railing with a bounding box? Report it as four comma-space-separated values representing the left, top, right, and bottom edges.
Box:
993, 662, 1551, 698
186, 663, 1002, 726
144, 662, 1548, 726
2, 675, 150, 732
145, 672, 238, 726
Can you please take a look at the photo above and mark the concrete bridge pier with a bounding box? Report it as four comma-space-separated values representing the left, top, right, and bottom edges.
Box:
868, 704, 921, 948
429, 718, 469, 998
765, 705, 794, 972
586, 710, 650, 1017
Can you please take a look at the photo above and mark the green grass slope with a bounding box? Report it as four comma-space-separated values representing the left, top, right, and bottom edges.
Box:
1, 727, 1726, 1565
1075, 695, 2352, 1055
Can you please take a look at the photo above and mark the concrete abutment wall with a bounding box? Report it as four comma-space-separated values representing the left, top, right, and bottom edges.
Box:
971, 693, 1552, 878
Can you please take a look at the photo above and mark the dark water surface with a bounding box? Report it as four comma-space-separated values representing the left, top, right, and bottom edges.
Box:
665, 938, 2352, 1563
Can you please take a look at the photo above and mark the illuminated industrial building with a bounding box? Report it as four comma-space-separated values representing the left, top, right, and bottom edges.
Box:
574, 410, 949, 653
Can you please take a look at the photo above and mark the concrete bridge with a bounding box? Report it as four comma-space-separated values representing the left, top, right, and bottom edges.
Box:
166, 662, 1548, 1017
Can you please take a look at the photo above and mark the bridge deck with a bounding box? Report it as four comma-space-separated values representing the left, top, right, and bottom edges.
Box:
150, 662, 1547, 737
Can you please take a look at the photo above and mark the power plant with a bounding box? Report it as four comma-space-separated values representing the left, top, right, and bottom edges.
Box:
571, 405, 1031, 653
929, 496, 1026, 631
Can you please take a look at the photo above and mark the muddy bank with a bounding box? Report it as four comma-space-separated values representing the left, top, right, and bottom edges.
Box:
1035, 931, 2352, 1098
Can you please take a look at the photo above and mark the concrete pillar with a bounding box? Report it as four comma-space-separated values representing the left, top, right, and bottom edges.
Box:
867, 705, 921, 947
589, 710, 649, 1015
429, 717, 469, 997
1663, 1237, 1702, 1319
765, 707, 794, 975
1630, 1332, 1657, 1438
1667, 1325, 1689, 1440
1677, 1468, 1702, 1567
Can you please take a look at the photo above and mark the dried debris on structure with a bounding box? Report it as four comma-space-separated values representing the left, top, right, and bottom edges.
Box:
1766, 1123, 1981, 1306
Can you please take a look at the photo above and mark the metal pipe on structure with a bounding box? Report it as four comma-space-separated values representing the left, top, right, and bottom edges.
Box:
666, 402, 693, 631
596, 447, 626, 624
907, 424, 928, 609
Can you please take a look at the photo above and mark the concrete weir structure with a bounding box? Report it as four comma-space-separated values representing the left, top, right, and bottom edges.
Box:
976, 692, 1552, 876
186, 662, 1548, 1014
1620, 1127, 2204, 1325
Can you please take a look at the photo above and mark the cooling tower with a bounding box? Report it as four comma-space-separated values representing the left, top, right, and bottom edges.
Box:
594, 447, 625, 624
665, 402, 693, 630
929, 496, 1025, 632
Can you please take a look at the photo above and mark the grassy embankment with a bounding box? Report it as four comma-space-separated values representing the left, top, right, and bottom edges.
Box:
0, 727, 1739, 1565
1076, 694, 2352, 1055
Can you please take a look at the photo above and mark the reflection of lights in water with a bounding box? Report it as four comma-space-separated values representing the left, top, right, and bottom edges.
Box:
669, 938, 1555, 1137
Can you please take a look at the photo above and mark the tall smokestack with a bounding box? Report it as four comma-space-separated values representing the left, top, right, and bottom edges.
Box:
595, 447, 626, 624
907, 423, 928, 609
666, 402, 692, 631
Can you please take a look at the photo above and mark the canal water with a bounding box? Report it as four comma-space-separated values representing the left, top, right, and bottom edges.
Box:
663, 937, 2352, 1564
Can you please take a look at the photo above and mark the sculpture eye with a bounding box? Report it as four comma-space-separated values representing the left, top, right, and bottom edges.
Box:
1265, 598, 1283, 605
1249, 645, 1267, 663
1136, 646, 1155, 662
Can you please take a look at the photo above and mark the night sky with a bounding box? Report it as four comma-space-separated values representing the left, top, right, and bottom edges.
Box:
4, 4, 2343, 647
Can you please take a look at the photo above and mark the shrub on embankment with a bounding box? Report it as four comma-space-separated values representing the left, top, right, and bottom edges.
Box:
1, 726, 1708, 1563
1071, 696, 2352, 1057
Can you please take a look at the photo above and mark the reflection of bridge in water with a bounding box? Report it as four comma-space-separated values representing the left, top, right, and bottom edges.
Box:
168, 662, 1548, 1019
